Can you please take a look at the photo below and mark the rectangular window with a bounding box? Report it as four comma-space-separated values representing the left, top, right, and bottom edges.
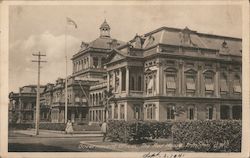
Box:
138, 76, 142, 91
233, 80, 241, 93
188, 107, 194, 120
108, 105, 112, 119
186, 76, 196, 90
153, 75, 156, 92
167, 106, 175, 120
147, 76, 153, 94
166, 76, 176, 90
207, 107, 213, 120
220, 78, 229, 92
134, 105, 141, 120
120, 104, 125, 120
146, 104, 156, 120
205, 77, 214, 91
220, 105, 230, 120
121, 69, 126, 91
93, 57, 98, 68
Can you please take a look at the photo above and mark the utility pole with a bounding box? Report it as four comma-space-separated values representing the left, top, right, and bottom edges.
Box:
32, 52, 47, 135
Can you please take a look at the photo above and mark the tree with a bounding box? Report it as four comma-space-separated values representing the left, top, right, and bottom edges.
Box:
103, 87, 115, 121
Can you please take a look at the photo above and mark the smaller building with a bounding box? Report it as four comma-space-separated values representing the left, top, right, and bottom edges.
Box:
40, 77, 97, 123
9, 85, 45, 123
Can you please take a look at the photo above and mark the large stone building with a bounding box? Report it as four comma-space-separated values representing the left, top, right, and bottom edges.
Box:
9, 20, 242, 124
104, 26, 242, 121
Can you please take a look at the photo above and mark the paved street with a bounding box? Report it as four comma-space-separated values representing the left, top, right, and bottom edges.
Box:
8, 132, 115, 152
9, 130, 173, 152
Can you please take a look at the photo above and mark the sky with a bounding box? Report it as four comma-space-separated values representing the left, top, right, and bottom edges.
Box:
9, 4, 242, 92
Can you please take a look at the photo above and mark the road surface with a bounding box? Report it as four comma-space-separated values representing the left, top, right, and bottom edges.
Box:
9, 132, 115, 152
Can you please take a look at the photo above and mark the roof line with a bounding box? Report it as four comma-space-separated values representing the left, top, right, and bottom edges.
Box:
143, 26, 241, 40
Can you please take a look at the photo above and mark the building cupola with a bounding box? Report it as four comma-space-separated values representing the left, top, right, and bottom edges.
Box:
99, 19, 111, 38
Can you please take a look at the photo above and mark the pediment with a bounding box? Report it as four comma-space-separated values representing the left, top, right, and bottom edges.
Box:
108, 50, 125, 64
164, 67, 178, 73
184, 68, 197, 74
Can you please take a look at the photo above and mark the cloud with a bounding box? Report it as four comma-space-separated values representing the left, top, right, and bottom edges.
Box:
9, 31, 81, 92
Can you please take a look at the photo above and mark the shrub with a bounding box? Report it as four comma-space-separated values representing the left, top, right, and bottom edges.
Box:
9, 123, 34, 130
172, 120, 241, 152
37, 123, 66, 131
107, 120, 173, 143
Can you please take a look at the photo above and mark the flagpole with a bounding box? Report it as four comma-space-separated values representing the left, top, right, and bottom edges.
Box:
65, 19, 68, 124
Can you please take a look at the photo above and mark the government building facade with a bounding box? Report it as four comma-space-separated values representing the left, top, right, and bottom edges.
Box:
9, 20, 242, 124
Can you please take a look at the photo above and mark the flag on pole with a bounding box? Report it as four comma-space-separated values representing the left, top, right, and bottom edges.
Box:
66, 17, 77, 29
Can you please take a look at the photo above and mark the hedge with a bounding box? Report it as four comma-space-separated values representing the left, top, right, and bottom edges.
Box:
9, 123, 66, 131
107, 120, 241, 152
37, 123, 66, 131
9, 123, 33, 130
107, 120, 173, 143
172, 120, 241, 152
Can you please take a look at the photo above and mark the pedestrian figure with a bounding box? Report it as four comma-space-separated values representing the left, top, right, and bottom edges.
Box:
101, 120, 107, 142
65, 120, 74, 135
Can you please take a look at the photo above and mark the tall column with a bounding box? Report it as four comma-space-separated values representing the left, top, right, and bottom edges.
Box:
228, 65, 233, 96
111, 104, 114, 119
217, 104, 221, 120
118, 104, 120, 120
215, 64, 220, 97
119, 68, 122, 93
213, 105, 217, 120
156, 103, 159, 121
178, 60, 183, 95
90, 56, 93, 68
125, 103, 128, 121
113, 70, 115, 91
18, 98, 22, 123
126, 67, 130, 94
98, 57, 101, 68
107, 72, 110, 91
181, 61, 185, 96
197, 63, 202, 96
156, 61, 161, 95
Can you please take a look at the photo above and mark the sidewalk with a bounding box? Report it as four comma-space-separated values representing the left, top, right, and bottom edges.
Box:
11, 129, 102, 138
79, 138, 173, 152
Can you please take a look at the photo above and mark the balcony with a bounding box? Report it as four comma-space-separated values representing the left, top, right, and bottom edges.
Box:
129, 90, 143, 97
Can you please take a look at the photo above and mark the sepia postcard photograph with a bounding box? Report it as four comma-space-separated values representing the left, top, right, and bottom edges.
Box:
0, 0, 249, 158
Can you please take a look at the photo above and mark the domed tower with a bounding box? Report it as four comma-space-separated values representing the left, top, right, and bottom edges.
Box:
100, 19, 111, 38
